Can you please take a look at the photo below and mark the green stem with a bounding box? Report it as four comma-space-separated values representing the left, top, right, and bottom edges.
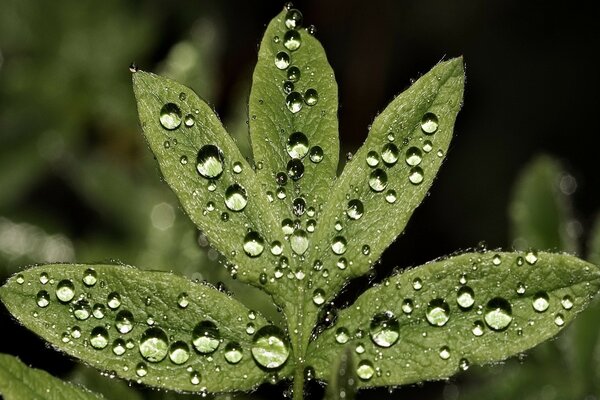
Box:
293, 361, 304, 400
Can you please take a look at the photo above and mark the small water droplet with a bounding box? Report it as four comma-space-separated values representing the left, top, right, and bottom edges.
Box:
290, 230, 309, 255
423, 140, 433, 153
283, 30, 302, 51
190, 371, 201, 385
516, 282, 526, 295
385, 190, 397, 203
115, 310, 134, 334
243, 231, 265, 257
484, 298, 513, 331
362, 245, 370, 255
370, 311, 400, 347
232, 161, 243, 174
36, 290, 50, 308
270, 241, 283, 256
136, 363, 147, 377
82, 269, 97, 286
282, 219, 294, 235
426, 299, 450, 327
405, 147, 423, 166
525, 250, 538, 265
93, 303, 105, 319
287, 66, 301, 82
112, 339, 126, 356
369, 169, 388, 192
421, 112, 439, 134
356, 360, 375, 380
224, 341, 243, 364
192, 321, 220, 354
107, 292, 121, 309
366, 151, 380, 167
554, 313, 565, 326
160, 103, 182, 130
39, 272, 49, 285
71, 326, 82, 339
472, 320, 485, 336
561, 295, 573, 310
402, 299, 414, 314
73, 300, 91, 320
275, 51, 290, 70
439, 346, 451, 360
90, 326, 109, 349
286, 132, 309, 159
331, 236, 347, 255
184, 114, 195, 127
16, 274, 25, 284
225, 183, 248, 211
408, 167, 424, 185
56, 280, 75, 302
285, 8, 303, 29
459, 358, 470, 371
532, 291, 549, 312
286, 92, 303, 113
346, 199, 364, 220
251, 325, 290, 369
312, 289, 326, 305
177, 292, 189, 308
196, 145, 225, 179
336, 258, 347, 270
456, 286, 475, 309
168, 341, 190, 365
129, 62, 138, 73
287, 159, 304, 180
283, 80, 294, 94
412, 278, 423, 290
304, 89, 318, 106
309, 146, 323, 163
139, 327, 169, 362
381, 143, 399, 165
335, 327, 350, 344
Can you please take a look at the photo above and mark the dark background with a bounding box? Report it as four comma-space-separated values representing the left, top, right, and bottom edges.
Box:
1, 0, 598, 399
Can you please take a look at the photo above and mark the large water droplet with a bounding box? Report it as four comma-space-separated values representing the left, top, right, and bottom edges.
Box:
369, 169, 388, 192
115, 310, 134, 334
196, 145, 225, 179
456, 286, 475, 309
346, 199, 364, 220
82, 268, 97, 286
287, 159, 304, 180
356, 360, 374, 381
381, 143, 399, 165
286, 132, 309, 159
484, 298, 513, 331
369, 311, 400, 348
56, 280, 75, 303
287, 66, 301, 82
160, 103, 182, 130
290, 229, 309, 255
405, 147, 423, 166
532, 291, 550, 312
275, 51, 290, 70
331, 236, 347, 255
285, 8, 303, 29
304, 89, 319, 106
283, 30, 302, 51
309, 146, 323, 163
408, 167, 424, 185
90, 326, 109, 349
251, 325, 290, 369
286, 92, 303, 113
225, 183, 248, 211
107, 292, 121, 309
192, 321, 220, 354
168, 341, 190, 365
243, 231, 265, 257
421, 112, 439, 134
426, 299, 450, 327
139, 327, 169, 362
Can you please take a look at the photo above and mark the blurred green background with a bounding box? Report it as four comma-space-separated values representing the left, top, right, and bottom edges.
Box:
1, 0, 598, 399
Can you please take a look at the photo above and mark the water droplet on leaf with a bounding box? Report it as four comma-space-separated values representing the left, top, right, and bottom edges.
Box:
426, 299, 450, 327
192, 321, 220, 354
421, 112, 439, 134
369, 169, 388, 192
251, 325, 290, 369
225, 183, 248, 211
286, 92, 303, 113
56, 280, 75, 303
369, 311, 400, 347
160, 103, 182, 130
484, 298, 513, 331
139, 327, 169, 362
283, 30, 302, 51
168, 341, 190, 365
346, 199, 364, 220
243, 231, 265, 257
286, 132, 309, 159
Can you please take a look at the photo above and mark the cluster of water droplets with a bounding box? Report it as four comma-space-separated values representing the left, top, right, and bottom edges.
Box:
24, 268, 294, 386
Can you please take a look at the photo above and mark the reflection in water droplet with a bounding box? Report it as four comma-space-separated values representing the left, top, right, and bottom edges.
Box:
168, 341, 190, 365
459, 358, 470, 371
196, 145, 225, 179
421, 112, 439, 134
115, 310, 134, 334
426, 299, 450, 327
561, 295, 573, 310
112, 339, 126, 356
312, 289, 326, 305
484, 298, 513, 331
439, 346, 451, 360
402, 299, 414, 314
233, 161, 243, 173
286, 132, 309, 159
36, 290, 50, 308
287, 66, 301, 82
283, 30, 302, 51
16, 274, 24, 284
243, 231, 265, 257
472, 320, 485, 336
525, 251, 538, 265
285, 8, 303, 29
90, 326, 109, 349
225, 184, 248, 212
554, 313, 565, 326
286, 92, 303, 113
251, 325, 290, 369
304, 89, 318, 106
385, 190, 397, 204
423, 140, 433, 153
73, 300, 91, 320
309, 146, 324, 163
291, 230, 309, 255
346, 199, 364, 220
139, 327, 169, 362
492, 254, 502, 265
335, 327, 350, 344
369, 169, 388, 192
532, 291, 549, 312
456, 286, 475, 309
275, 51, 290, 70
224, 341, 243, 364
405, 147, 423, 166
107, 292, 121, 309
356, 360, 375, 381
370, 311, 400, 348
366, 151, 380, 167
192, 321, 220, 354
184, 114, 195, 127
287, 159, 304, 180
56, 280, 75, 302
381, 143, 399, 165
190, 371, 201, 385
283, 81, 294, 94
408, 167, 424, 185
336, 258, 347, 270
331, 236, 347, 255
177, 292, 189, 308
93, 303, 105, 319
83, 268, 97, 286
412, 278, 423, 290
160, 103, 182, 130
136, 363, 147, 377
39, 272, 49, 285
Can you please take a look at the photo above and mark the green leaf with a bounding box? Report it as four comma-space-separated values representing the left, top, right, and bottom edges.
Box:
509, 154, 577, 253
324, 346, 357, 400
0, 264, 292, 393
310, 57, 464, 300
0, 353, 104, 400
249, 9, 339, 216
133, 71, 287, 298
306, 251, 600, 388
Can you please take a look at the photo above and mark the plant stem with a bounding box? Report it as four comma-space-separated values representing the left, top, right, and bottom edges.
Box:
293, 362, 304, 400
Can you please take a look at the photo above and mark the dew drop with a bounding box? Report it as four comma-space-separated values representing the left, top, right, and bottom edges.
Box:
233, 161, 243, 174
283, 80, 294, 94
287, 66, 301, 82
561, 295, 573, 310
275, 51, 290, 70
82, 268, 97, 286
168, 341, 190, 365
225, 183, 248, 211
484, 298, 513, 331
177, 292, 189, 308
525, 250, 538, 265
287, 159, 304, 180
73, 300, 91, 320
456, 286, 475, 309
356, 360, 374, 381
196, 145, 225, 179
192, 321, 220, 354
336, 258, 347, 270
286, 92, 303, 113
286, 132, 309, 159
190, 371, 201, 385
312, 289, 326, 305
112, 339, 126, 356
331, 236, 347, 255
107, 292, 121, 309
285, 8, 303, 29
402, 299, 414, 314
346, 199, 364, 220
139, 327, 169, 362
36, 290, 50, 308
270, 241, 283, 256
421, 112, 439, 134
516, 282, 526, 295
290, 230, 309, 255
459, 358, 470, 371
93, 303, 106, 319
16, 274, 25, 284
426, 299, 450, 327
243, 231, 265, 257
369, 311, 400, 348
412, 278, 423, 290
136, 363, 147, 377
115, 310, 134, 334
224, 342, 243, 364
381, 143, 399, 165
39, 272, 49, 285
56, 280, 75, 303
335, 327, 350, 344
405, 147, 423, 166
304, 89, 318, 106
282, 219, 294, 235
309, 146, 324, 163
385, 190, 397, 204
423, 140, 433, 153
439, 346, 451, 360
369, 169, 388, 192
366, 151, 380, 167
532, 291, 550, 312
472, 320, 485, 336
408, 167, 424, 185
90, 326, 109, 350
159, 103, 182, 130
283, 30, 302, 51
251, 325, 290, 369
554, 313, 565, 326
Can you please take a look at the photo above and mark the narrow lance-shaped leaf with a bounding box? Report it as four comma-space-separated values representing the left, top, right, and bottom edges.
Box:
249, 8, 339, 219
0, 353, 104, 400
309, 58, 464, 301
509, 154, 578, 252
0, 264, 293, 393
133, 72, 289, 296
306, 251, 600, 387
